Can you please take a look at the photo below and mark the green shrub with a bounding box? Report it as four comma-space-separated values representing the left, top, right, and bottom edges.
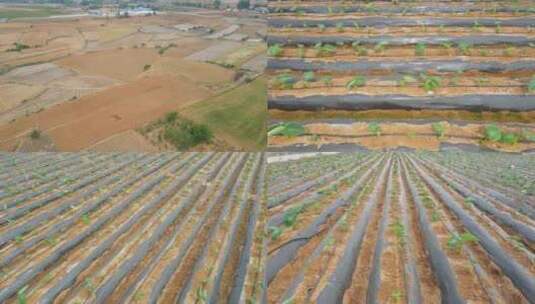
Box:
143, 64, 151, 71
30, 129, 41, 140
163, 119, 213, 149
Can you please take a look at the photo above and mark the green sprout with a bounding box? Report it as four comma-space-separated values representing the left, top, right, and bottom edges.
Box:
527, 76, 535, 92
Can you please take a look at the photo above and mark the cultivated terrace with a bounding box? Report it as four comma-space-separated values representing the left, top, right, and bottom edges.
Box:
267, 0, 535, 152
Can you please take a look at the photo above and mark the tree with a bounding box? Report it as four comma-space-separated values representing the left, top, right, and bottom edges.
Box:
237, 0, 250, 9
213, 0, 221, 8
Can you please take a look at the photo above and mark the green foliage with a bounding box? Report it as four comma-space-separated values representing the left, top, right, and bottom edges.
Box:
303, 71, 315, 83
268, 122, 305, 137
391, 220, 406, 245
368, 122, 381, 136
81, 213, 90, 225
484, 124, 502, 142
283, 206, 303, 227
269, 226, 283, 240
374, 41, 388, 53
457, 42, 472, 55
522, 129, 535, 142
501, 133, 519, 145
274, 74, 296, 89
196, 287, 208, 302
398, 75, 417, 87
447, 232, 478, 252
420, 74, 441, 92
321, 75, 333, 86
268, 44, 283, 57
346, 75, 366, 89
415, 43, 426, 56
17, 286, 28, 304
165, 111, 178, 124
431, 122, 446, 138
527, 76, 535, 92
314, 43, 337, 57
163, 119, 213, 150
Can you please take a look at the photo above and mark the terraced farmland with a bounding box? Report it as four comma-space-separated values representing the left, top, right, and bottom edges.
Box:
267, 0, 535, 151
0, 152, 266, 303
266, 152, 535, 303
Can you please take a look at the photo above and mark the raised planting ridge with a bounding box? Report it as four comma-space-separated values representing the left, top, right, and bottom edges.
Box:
266, 151, 535, 304
267, 0, 535, 112
0, 152, 267, 304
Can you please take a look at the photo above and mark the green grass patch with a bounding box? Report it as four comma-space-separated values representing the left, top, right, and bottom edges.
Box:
180, 77, 266, 150
0, 7, 65, 19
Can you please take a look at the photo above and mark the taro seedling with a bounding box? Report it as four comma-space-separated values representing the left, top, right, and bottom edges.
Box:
314, 43, 337, 57
457, 42, 472, 55
484, 124, 502, 142
447, 232, 478, 253
318, 23, 326, 32
420, 74, 442, 93
267, 44, 283, 57
495, 21, 502, 33
268, 122, 305, 137
81, 213, 91, 225
321, 75, 333, 86
346, 75, 366, 89
472, 20, 481, 32
336, 22, 344, 32
275, 74, 296, 89
415, 43, 426, 56
269, 226, 283, 240
504, 46, 516, 57
398, 75, 417, 87
368, 122, 382, 137
527, 76, 535, 92
501, 133, 519, 145
374, 41, 388, 53
432, 122, 446, 138
17, 286, 28, 304
303, 71, 315, 83
297, 44, 305, 58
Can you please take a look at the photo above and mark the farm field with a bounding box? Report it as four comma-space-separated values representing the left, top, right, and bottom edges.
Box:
266, 151, 535, 303
0, 152, 267, 303
0, 7, 266, 151
266, 0, 535, 151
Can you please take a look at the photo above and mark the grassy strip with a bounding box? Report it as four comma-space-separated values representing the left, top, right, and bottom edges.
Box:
180, 77, 267, 151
